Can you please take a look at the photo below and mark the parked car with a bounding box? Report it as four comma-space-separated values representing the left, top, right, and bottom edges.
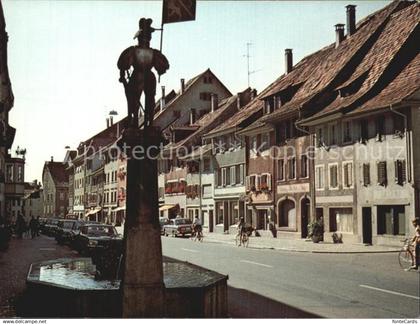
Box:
42, 218, 60, 236
73, 224, 122, 256
69, 220, 99, 250
55, 219, 77, 245
163, 218, 193, 237
159, 217, 169, 235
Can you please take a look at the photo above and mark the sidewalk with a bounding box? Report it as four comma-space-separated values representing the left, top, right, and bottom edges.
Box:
0, 235, 76, 317
203, 232, 400, 253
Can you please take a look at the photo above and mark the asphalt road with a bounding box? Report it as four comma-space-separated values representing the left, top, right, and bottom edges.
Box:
162, 236, 420, 318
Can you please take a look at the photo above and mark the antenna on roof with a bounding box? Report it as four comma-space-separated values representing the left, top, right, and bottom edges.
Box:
243, 42, 262, 88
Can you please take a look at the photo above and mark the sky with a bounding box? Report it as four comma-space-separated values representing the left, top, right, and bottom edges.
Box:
2, 0, 389, 183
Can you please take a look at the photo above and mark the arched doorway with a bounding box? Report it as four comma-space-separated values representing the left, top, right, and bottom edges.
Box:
278, 199, 296, 228
300, 197, 310, 238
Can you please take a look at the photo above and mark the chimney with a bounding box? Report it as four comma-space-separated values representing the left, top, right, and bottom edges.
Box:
180, 78, 185, 94
160, 86, 166, 111
346, 5, 356, 36
211, 94, 218, 112
285, 49, 293, 74
106, 118, 110, 128
50, 156, 53, 162
251, 89, 258, 100
335, 24, 345, 48
236, 93, 242, 109
110, 116, 114, 126
190, 108, 196, 125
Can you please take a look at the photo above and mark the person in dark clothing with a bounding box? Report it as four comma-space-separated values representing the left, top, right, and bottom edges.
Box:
268, 219, 277, 238
29, 216, 37, 239
35, 216, 41, 236
16, 213, 26, 239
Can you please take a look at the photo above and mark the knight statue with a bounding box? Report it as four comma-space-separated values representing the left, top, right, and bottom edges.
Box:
117, 18, 170, 128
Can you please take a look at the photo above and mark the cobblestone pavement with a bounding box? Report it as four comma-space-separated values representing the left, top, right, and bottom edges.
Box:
0, 235, 76, 318
203, 232, 401, 253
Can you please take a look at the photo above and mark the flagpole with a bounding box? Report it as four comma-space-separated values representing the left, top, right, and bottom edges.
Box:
158, 22, 163, 83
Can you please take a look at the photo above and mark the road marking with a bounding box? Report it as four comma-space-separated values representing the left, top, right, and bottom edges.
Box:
240, 260, 273, 268
359, 285, 420, 301
181, 248, 199, 253
39, 248, 56, 251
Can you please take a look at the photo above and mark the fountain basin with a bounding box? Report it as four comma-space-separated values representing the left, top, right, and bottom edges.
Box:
22, 257, 228, 318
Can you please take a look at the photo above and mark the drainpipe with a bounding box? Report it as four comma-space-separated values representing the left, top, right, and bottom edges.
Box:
389, 104, 412, 183
295, 107, 316, 223
198, 156, 203, 229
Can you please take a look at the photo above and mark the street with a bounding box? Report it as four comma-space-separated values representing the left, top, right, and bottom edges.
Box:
162, 236, 420, 318
0, 234, 419, 318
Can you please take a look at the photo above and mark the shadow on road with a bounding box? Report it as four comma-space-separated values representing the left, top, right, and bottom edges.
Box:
228, 286, 321, 318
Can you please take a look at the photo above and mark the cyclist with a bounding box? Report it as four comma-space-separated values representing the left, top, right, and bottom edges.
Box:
192, 216, 202, 238
237, 217, 246, 246
407, 218, 420, 271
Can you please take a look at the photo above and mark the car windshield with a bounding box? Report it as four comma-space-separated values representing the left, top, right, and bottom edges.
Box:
86, 226, 117, 236
63, 222, 75, 229
175, 219, 191, 225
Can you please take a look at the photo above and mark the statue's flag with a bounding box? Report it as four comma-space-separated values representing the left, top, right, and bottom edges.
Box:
162, 0, 196, 24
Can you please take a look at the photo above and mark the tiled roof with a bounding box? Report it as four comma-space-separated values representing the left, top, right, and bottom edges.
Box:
165, 89, 253, 150
260, 0, 409, 124
45, 162, 68, 185
153, 68, 232, 124
305, 2, 420, 121
205, 97, 264, 137
77, 117, 128, 155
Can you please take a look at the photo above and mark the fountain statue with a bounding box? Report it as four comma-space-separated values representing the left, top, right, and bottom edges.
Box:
116, 18, 169, 317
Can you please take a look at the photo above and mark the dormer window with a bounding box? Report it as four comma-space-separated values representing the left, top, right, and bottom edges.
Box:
264, 97, 275, 114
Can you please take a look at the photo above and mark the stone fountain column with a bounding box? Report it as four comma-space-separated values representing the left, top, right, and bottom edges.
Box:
119, 126, 165, 317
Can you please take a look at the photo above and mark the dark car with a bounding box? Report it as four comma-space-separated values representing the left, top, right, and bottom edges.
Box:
163, 218, 193, 237
55, 220, 77, 245
43, 218, 60, 236
74, 224, 122, 256
69, 220, 99, 250
159, 217, 169, 235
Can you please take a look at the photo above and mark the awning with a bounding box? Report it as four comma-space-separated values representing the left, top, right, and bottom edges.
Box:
113, 206, 126, 212
159, 204, 177, 211
85, 207, 101, 216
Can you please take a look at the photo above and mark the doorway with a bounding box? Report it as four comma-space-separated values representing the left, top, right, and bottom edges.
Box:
362, 207, 372, 244
209, 210, 214, 232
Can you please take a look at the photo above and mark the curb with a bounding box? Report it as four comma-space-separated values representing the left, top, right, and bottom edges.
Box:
203, 237, 400, 254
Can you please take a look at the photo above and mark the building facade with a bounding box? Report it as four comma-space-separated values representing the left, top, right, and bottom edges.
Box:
42, 159, 69, 218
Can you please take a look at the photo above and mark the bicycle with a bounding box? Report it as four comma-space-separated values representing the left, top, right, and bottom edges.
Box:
398, 238, 415, 270
191, 228, 203, 242
235, 231, 249, 248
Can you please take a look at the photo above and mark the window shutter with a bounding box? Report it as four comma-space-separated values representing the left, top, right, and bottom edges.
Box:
267, 174, 272, 191
343, 164, 349, 187
401, 160, 407, 184
256, 175, 261, 191
378, 161, 387, 186
240, 164, 244, 184
363, 163, 370, 186
231, 167, 236, 185
245, 176, 250, 191
222, 168, 226, 187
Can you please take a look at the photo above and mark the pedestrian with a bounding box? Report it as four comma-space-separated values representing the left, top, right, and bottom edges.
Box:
29, 216, 37, 239
35, 216, 40, 236
268, 220, 277, 238
406, 218, 420, 271
16, 213, 26, 239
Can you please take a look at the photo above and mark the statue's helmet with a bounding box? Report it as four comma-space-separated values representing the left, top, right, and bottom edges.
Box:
133, 18, 155, 41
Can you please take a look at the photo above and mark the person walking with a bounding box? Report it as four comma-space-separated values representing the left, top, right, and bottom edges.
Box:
29, 216, 37, 239
16, 213, 26, 239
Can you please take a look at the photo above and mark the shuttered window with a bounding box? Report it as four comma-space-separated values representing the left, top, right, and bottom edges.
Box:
301, 154, 309, 178
343, 162, 353, 188
377, 161, 387, 186
288, 158, 296, 180
329, 165, 338, 189
277, 159, 285, 181
363, 163, 371, 186
315, 166, 324, 189
394, 160, 406, 185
